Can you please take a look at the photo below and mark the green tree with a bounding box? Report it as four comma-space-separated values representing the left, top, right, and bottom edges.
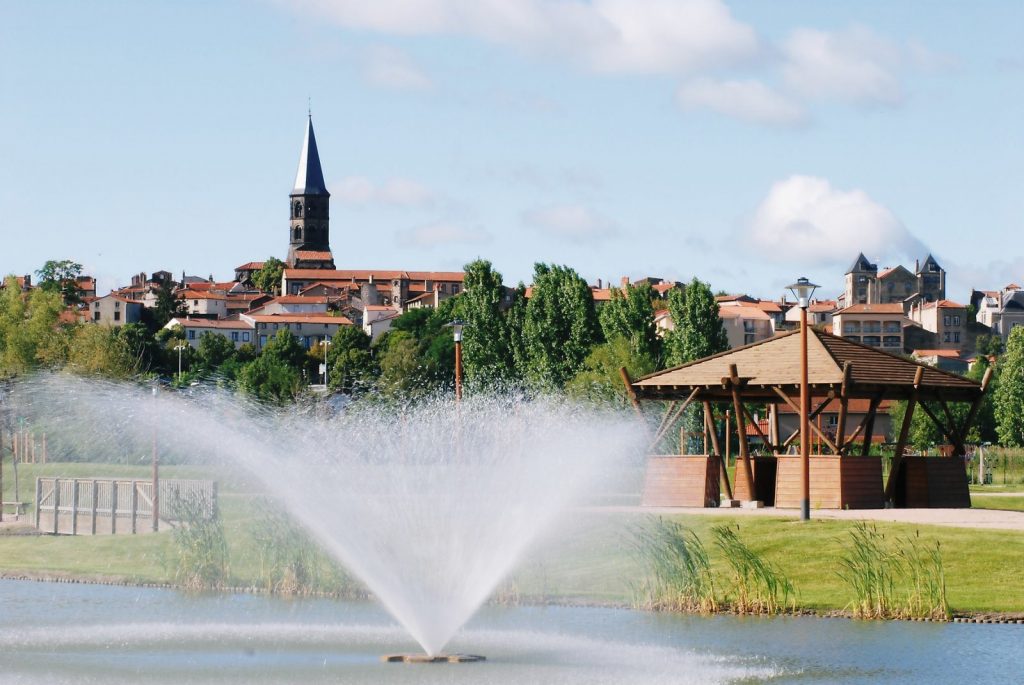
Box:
994, 327, 1024, 446
975, 334, 1004, 357
195, 332, 238, 375
505, 283, 529, 377
115, 322, 163, 374
566, 336, 659, 403
238, 355, 302, 404
376, 331, 426, 396
326, 325, 376, 394
150, 280, 185, 330
0, 277, 67, 376
521, 263, 600, 389
598, 281, 661, 369
665, 278, 729, 366
36, 259, 84, 304
261, 329, 308, 373
252, 257, 286, 295
67, 325, 139, 378
459, 259, 516, 384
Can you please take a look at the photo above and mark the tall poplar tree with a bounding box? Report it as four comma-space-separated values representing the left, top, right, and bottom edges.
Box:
995, 327, 1024, 446
665, 278, 729, 366
459, 259, 515, 384
522, 263, 599, 389
598, 281, 661, 369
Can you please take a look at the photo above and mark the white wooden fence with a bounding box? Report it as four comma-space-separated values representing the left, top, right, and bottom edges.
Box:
35, 477, 217, 535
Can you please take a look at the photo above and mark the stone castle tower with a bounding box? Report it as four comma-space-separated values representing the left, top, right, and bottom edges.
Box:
287, 116, 335, 269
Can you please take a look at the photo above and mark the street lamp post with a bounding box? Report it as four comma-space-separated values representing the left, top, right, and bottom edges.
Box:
445, 320, 465, 401
319, 339, 332, 387
787, 277, 819, 522
151, 384, 159, 532
173, 344, 187, 382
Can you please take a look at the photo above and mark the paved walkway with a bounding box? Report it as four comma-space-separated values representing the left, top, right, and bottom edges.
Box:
592, 504, 1024, 531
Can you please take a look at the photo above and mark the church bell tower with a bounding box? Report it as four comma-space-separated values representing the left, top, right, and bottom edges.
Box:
287, 116, 335, 269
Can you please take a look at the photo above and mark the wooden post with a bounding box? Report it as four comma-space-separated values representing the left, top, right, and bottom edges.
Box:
71, 479, 79, 535
885, 367, 923, 502
771, 404, 781, 454
152, 430, 159, 533
728, 364, 756, 501
41, 432, 47, 464
91, 480, 98, 535
34, 477, 41, 529
110, 481, 118, 535
130, 480, 138, 534
860, 392, 884, 456
0, 428, 4, 524
725, 409, 731, 465
704, 401, 733, 500
645, 387, 700, 452
836, 363, 852, 455
52, 477, 60, 535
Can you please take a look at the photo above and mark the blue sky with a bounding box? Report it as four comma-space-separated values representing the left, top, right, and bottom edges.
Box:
1, 1, 1021, 301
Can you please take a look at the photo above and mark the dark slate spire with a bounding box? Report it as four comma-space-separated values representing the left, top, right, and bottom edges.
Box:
292, 116, 329, 196
919, 253, 942, 273
846, 252, 877, 275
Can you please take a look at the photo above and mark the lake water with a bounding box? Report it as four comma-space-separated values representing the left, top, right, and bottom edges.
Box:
0, 579, 1019, 684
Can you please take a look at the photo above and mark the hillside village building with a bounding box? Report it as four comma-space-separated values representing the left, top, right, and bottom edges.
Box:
840, 253, 946, 309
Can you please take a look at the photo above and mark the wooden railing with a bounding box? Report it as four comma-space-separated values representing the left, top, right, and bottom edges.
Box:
35, 477, 216, 535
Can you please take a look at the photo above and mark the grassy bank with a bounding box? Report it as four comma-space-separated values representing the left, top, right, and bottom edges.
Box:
1, 462, 1023, 615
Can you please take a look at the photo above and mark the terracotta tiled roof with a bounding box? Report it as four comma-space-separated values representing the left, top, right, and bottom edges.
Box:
246, 313, 353, 325
270, 295, 332, 305
168, 317, 253, 330
911, 349, 964, 358
179, 290, 227, 300
837, 303, 905, 314
284, 269, 464, 282
235, 262, 265, 271
719, 306, 771, 320
294, 250, 334, 260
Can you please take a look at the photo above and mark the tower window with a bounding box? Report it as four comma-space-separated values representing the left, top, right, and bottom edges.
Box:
293, 201, 302, 218
293, 227, 302, 241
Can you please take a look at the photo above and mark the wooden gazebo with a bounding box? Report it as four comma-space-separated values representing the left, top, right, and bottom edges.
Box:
628, 329, 990, 509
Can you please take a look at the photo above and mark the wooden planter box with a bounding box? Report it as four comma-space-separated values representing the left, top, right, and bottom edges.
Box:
893, 457, 970, 508
642, 456, 721, 507
732, 457, 777, 505
774, 456, 884, 509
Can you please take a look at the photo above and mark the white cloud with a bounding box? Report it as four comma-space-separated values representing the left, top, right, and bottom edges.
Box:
288, 0, 759, 74
746, 175, 926, 266
399, 221, 491, 247
523, 204, 618, 243
331, 176, 434, 207
781, 25, 907, 105
364, 45, 433, 91
677, 78, 807, 127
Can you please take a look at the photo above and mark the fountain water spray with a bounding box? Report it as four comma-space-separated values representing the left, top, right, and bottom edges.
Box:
12, 376, 645, 656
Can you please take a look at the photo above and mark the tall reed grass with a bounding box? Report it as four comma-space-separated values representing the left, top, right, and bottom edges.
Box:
836, 522, 949, 620
631, 517, 717, 613
167, 491, 229, 590
711, 524, 794, 614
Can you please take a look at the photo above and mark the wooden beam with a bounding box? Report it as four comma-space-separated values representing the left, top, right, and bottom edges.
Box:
772, 387, 840, 454
956, 367, 994, 447
729, 364, 756, 500
885, 366, 923, 502
917, 401, 960, 452
860, 391, 885, 456
937, 397, 967, 456
703, 401, 733, 501
740, 404, 772, 452
781, 396, 835, 450
618, 367, 643, 418
646, 387, 701, 452
652, 401, 678, 446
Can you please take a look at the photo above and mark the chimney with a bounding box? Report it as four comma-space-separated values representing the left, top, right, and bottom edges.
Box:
597, 278, 602, 289
915, 258, 920, 272
369, 274, 374, 284
621, 276, 629, 288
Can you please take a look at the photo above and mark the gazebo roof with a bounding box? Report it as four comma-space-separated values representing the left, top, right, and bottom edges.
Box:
633, 329, 981, 402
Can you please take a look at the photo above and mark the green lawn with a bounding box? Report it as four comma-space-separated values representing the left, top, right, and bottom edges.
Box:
1, 462, 1023, 616
970, 495, 1024, 512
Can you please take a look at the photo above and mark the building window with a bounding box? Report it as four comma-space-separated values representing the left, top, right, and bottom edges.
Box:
114, 311, 121, 322
242, 332, 250, 342
293, 227, 302, 241
944, 315, 951, 326
194, 300, 199, 306
883, 321, 901, 333
296, 323, 302, 331
883, 336, 901, 348
114, 301, 120, 309
954, 332, 960, 343
863, 336, 881, 347
231, 332, 239, 342
943, 332, 951, 343
843, 321, 861, 334
293, 201, 302, 218
844, 335, 860, 343
259, 335, 267, 346
953, 316, 961, 325
744, 333, 755, 345
93, 312, 100, 321
188, 330, 196, 340
863, 321, 881, 333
